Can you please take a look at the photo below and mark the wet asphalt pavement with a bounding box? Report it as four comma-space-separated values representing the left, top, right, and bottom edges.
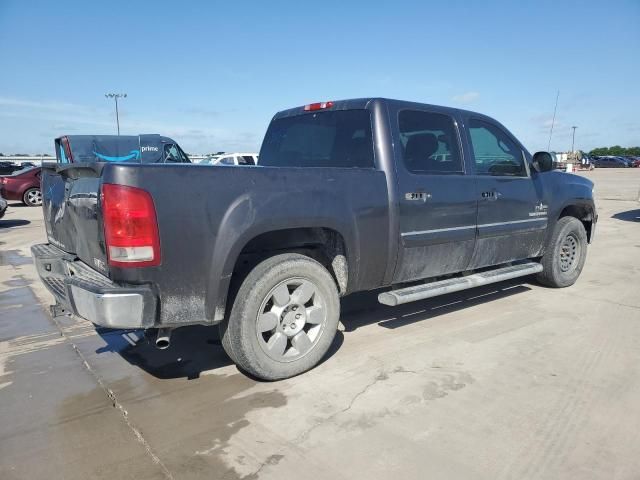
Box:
1, 169, 640, 480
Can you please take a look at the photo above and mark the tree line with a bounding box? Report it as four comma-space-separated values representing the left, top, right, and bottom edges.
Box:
589, 146, 640, 156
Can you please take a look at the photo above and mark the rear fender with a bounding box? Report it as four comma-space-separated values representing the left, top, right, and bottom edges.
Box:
204, 191, 357, 322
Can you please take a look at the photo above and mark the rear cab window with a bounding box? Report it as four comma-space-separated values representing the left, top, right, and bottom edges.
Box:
259, 109, 374, 168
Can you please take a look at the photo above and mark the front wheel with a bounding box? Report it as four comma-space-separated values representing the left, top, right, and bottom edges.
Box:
23, 188, 42, 207
220, 253, 340, 380
536, 216, 588, 288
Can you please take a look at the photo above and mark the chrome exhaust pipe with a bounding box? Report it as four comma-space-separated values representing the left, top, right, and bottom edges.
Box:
155, 328, 172, 350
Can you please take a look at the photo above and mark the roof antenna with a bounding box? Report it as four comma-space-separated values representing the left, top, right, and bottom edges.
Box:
547, 90, 559, 151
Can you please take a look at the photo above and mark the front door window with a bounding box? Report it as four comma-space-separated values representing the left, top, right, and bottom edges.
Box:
468, 119, 526, 176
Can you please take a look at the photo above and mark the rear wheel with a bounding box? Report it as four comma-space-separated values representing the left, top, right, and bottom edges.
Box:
537, 216, 588, 288
220, 253, 340, 380
23, 188, 42, 207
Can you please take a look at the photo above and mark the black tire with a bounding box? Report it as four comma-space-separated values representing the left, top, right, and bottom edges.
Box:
22, 188, 42, 207
536, 216, 588, 288
219, 253, 340, 380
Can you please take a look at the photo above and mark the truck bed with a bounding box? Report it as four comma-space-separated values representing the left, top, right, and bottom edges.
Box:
41, 162, 390, 326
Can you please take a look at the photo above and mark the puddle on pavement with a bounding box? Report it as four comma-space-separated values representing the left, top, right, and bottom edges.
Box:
0, 279, 289, 479
58, 370, 287, 479
0, 285, 60, 393
0, 286, 57, 338
0, 249, 32, 266
47, 320, 290, 478
2, 275, 33, 288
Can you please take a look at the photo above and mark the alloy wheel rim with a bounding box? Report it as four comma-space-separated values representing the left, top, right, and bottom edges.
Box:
559, 233, 580, 273
28, 190, 42, 205
256, 277, 327, 363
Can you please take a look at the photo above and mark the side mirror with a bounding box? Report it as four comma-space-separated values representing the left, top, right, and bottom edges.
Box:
532, 151, 554, 173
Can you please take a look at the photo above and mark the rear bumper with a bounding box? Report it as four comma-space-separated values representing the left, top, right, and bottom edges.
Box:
31, 243, 156, 329
0, 187, 19, 201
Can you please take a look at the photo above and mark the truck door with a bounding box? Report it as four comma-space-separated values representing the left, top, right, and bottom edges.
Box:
463, 116, 547, 268
391, 107, 478, 283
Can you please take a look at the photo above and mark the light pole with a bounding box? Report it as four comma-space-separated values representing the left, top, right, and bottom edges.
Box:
105, 93, 127, 135
571, 126, 578, 152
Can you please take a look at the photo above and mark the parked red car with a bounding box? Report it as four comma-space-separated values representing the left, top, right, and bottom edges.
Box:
0, 167, 42, 206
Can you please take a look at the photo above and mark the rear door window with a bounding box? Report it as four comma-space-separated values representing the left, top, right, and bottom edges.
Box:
260, 110, 374, 168
239, 155, 256, 165
398, 110, 464, 174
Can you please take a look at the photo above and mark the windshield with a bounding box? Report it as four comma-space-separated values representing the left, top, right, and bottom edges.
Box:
9, 166, 36, 175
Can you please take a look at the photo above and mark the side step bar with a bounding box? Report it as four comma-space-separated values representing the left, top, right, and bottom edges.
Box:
378, 261, 543, 307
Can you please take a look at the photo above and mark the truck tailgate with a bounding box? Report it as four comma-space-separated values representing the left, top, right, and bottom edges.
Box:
41, 162, 109, 275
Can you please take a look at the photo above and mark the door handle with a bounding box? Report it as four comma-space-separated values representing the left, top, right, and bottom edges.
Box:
481, 190, 501, 201
405, 192, 432, 202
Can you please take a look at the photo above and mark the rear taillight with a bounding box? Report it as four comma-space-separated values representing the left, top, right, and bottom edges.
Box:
101, 184, 161, 267
303, 101, 334, 111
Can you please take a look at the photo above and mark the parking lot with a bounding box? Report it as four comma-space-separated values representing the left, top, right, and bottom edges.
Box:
0, 168, 639, 480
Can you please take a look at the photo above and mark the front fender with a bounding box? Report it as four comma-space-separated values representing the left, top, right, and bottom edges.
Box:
542, 171, 596, 245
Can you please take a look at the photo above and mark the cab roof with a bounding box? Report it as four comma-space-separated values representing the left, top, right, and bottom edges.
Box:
272, 97, 488, 120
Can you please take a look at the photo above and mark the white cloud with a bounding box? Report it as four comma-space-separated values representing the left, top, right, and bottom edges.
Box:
0, 96, 261, 154
0, 96, 97, 114
452, 91, 479, 104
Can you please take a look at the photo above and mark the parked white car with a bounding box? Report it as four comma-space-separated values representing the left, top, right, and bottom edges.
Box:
201, 153, 259, 166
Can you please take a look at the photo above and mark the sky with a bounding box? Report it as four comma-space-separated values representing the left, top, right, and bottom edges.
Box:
0, 0, 638, 155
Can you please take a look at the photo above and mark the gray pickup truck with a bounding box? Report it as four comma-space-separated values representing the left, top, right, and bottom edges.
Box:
32, 98, 596, 380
